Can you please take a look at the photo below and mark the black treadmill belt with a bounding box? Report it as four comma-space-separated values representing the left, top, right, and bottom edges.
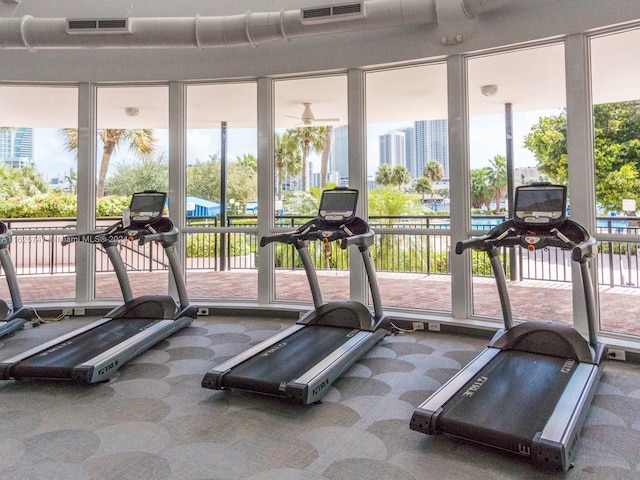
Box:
223, 325, 357, 396
439, 350, 575, 453
9, 318, 159, 379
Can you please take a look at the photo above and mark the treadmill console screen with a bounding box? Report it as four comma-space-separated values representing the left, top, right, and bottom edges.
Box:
319, 188, 359, 224
514, 184, 567, 228
128, 191, 167, 225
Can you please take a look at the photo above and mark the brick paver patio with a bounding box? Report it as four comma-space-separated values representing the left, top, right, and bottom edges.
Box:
1, 269, 638, 337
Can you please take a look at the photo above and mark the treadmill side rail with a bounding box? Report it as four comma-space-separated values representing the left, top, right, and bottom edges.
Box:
74, 315, 194, 383
286, 328, 388, 404
532, 355, 606, 471
411, 348, 501, 434
0, 316, 114, 379
202, 324, 305, 390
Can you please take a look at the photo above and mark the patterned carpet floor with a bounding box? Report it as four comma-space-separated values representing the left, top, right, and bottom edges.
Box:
0, 315, 639, 479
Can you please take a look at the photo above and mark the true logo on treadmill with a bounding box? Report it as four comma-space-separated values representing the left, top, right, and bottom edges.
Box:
98, 359, 119, 376
313, 378, 330, 397
462, 376, 488, 397
560, 359, 575, 374
260, 342, 287, 357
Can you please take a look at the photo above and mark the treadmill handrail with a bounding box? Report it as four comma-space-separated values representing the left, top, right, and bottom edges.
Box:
260, 219, 373, 250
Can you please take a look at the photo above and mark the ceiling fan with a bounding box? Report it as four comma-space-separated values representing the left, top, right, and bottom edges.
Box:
286, 103, 340, 126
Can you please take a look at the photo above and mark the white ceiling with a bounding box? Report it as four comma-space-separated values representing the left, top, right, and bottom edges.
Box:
0, 29, 638, 129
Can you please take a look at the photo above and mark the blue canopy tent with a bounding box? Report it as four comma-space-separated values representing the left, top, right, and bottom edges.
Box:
186, 197, 220, 217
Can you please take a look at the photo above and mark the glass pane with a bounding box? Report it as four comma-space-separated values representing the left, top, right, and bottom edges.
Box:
591, 28, 640, 337
366, 64, 451, 313
467, 45, 569, 323
94, 85, 169, 300
185, 82, 258, 301
0, 85, 78, 303
273, 76, 348, 304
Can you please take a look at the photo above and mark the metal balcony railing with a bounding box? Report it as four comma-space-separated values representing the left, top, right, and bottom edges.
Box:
2, 214, 640, 289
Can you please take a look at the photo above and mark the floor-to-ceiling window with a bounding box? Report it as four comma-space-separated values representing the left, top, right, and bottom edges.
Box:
590, 27, 640, 337
94, 85, 169, 300
0, 85, 78, 303
273, 75, 348, 305
365, 63, 451, 313
184, 82, 258, 301
467, 44, 568, 323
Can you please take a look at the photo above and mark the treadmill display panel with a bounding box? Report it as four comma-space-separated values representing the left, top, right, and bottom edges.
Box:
319, 188, 358, 225
129, 191, 167, 225
514, 184, 567, 228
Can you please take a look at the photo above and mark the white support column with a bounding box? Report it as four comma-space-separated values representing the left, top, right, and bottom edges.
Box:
565, 33, 598, 335
257, 77, 275, 305
447, 55, 473, 321
75, 82, 96, 304
348, 68, 367, 304
168, 81, 187, 300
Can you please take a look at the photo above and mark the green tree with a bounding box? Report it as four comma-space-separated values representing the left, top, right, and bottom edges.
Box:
0, 164, 48, 199
236, 153, 258, 174
487, 155, 507, 213
470, 167, 493, 210
187, 155, 221, 201
524, 101, 640, 212
375, 164, 394, 186
414, 176, 432, 202
288, 126, 325, 192
320, 126, 333, 187
392, 165, 411, 189
59, 127, 158, 197
275, 132, 302, 201
423, 160, 444, 205
104, 155, 169, 196
186, 153, 257, 212
227, 161, 258, 213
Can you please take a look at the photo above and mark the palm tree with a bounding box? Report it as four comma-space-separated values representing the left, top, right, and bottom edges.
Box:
375, 164, 394, 186
59, 128, 157, 197
391, 165, 411, 189
319, 126, 333, 187
236, 153, 258, 174
470, 167, 493, 210
414, 176, 432, 203
423, 160, 445, 207
64, 169, 78, 193
274, 132, 302, 201
288, 126, 325, 192
487, 154, 508, 213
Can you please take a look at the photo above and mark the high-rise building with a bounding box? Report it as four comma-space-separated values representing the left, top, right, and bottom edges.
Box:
379, 130, 406, 167
398, 127, 416, 178
415, 119, 448, 181
0, 127, 34, 168
331, 126, 349, 186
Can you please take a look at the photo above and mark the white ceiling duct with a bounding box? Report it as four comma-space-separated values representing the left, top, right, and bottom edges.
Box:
0, 0, 437, 51
461, 0, 515, 19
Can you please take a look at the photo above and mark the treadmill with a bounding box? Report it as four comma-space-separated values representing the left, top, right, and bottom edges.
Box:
202, 187, 391, 404
410, 183, 607, 471
0, 220, 35, 338
0, 190, 197, 383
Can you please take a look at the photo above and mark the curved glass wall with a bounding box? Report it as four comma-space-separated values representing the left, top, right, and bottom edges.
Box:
0, 85, 78, 302
467, 44, 568, 324
3, 22, 640, 346
273, 75, 348, 305
590, 28, 640, 337
365, 63, 451, 313
94, 85, 169, 300
184, 82, 258, 301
